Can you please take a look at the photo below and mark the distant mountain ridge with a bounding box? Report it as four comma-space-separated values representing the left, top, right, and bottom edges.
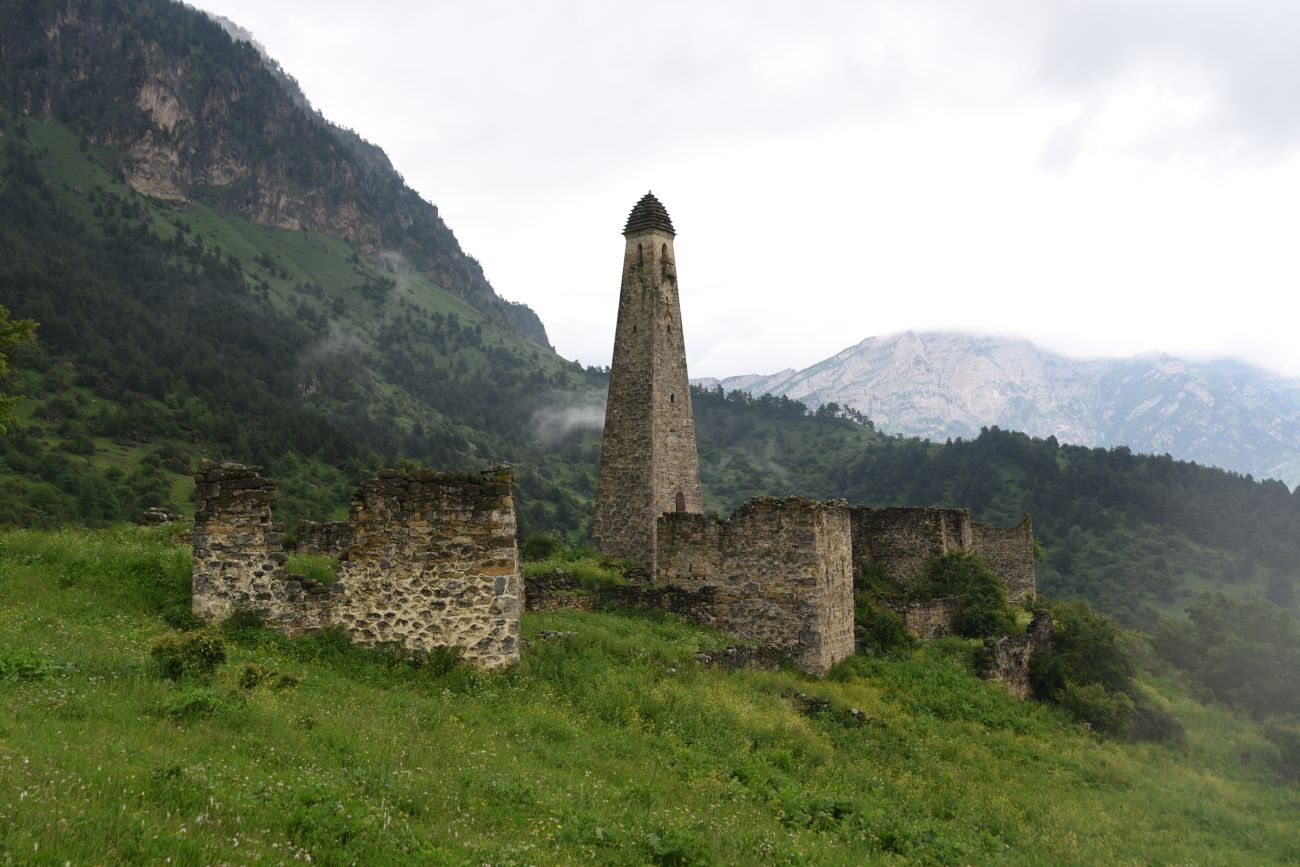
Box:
695, 332, 1300, 486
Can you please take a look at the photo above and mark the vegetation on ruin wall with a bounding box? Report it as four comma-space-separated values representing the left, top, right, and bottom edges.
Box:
691, 387, 1300, 627
1, 526, 1298, 864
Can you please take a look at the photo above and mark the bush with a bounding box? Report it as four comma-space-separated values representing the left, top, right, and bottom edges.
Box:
1030, 600, 1136, 698
160, 603, 202, 631
914, 551, 1016, 638
1262, 719, 1300, 782
237, 662, 273, 689
1153, 594, 1300, 719
1058, 681, 1135, 736
521, 531, 561, 562
157, 687, 240, 722
149, 630, 227, 682
1129, 697, 1185, 744
854, 596, 917, 656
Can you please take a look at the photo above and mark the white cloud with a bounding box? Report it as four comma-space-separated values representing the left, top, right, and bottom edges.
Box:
191, 0, 1300, 378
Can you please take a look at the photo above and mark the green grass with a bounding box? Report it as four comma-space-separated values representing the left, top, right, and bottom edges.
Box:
521, 544, 629, 588
283, 553, 340, 585
1, 526, 1298, 864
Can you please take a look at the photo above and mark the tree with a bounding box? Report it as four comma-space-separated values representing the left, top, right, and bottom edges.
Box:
0, 304, 37, 434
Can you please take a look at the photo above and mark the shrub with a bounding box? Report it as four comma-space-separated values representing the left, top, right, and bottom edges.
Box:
854, 596, 917, 656
521, 531, 562, 562
914, 551, 1016, 638
1153, 594, 1300, 719
149, 630, 227, 682
157, 687, 239, 722
1263, 719, 1300, 782
219, 608, 267, 645
0, 652, 63, 682
1129, 697, 1185, 744
160, 603, 202, 631
1030, 600, 1136, 698
237, 662, 273, 689
1058, 681, 1135, 736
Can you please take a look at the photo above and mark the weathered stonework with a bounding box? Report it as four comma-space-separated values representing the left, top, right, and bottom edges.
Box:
592, 193, 703, 570
292, 520, 354, 557
655, 497, 855, 676
880, 596, 961, 640
850, 506, 971, 592
191, 461, 521, 670
971, 516, 1037, 604
850, 506, 1036, 603
979, 609, 1054, 699
332, 468, 520, 670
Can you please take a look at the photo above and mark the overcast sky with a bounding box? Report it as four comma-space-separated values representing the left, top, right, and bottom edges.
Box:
192, 0, 1300, 378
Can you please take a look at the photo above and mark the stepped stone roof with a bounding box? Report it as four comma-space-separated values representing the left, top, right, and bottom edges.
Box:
623, 191, 675, 236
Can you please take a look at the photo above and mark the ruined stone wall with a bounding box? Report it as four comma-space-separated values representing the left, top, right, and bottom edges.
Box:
192, 461, 338, 629
331, 467, 521, 670
656, 498, 855, 676
971, 516, 1036, 603
850, 507, 972, 591
191, 463, 520, 670
292, 520, 354, 557
880, 596, 961, 640
979, 609, 1053, 699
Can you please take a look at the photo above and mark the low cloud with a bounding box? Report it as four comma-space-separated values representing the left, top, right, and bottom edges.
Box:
531, 400, 606, 446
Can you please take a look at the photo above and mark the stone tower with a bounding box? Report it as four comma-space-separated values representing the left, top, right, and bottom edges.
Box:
592, 192, 704, 568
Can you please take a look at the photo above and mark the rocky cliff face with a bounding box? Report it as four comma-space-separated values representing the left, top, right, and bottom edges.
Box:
698, 332, 1300, 486
0, 0, 548, 346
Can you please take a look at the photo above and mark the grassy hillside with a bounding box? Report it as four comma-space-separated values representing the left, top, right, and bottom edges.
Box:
1, 526, 1297, 864
0, 116, 602, 533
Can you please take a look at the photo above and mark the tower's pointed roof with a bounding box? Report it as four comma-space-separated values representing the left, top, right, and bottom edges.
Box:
623, 191, 675, 236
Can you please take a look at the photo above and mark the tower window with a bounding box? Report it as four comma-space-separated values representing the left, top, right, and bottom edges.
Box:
670, 394, 675, 403
637, 243, 643, 265
662, 243, 668, 258
675, 491, 686, 513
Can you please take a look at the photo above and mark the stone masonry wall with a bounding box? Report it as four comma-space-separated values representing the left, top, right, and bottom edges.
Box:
191, 462, 521, 670
292, 520, 355, 557
971, 516, 1037, 603
979, 609, 1053, 699
880, 596, 961, 640
656, 497, 855, 676
331, 467, 521, 670
192, 461, 339, 629
850, 507, 972, 591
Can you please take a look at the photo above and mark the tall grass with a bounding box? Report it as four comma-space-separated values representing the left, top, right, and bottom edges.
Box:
1, 526, 1297, 864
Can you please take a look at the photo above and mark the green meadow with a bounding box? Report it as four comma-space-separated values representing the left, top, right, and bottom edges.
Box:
1, 526, 1296, 865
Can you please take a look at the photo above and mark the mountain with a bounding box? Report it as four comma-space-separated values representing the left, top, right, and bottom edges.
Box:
696, 332, 1300, 486
2, 0, 1298, 629
0, 0, 547, 345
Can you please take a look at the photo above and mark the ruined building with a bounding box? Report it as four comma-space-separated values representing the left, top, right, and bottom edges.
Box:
592, 192, 704, 570
191, 461, 521, 670
591, 193, 1037, 677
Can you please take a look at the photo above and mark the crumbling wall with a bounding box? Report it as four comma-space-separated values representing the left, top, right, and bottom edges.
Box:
656, 497, 855, 676
191, 463, 520, 670
192, 461, 338, 629
880, 596, 961, 640
971, 516, 1037, 603
850, 507, 972, 591
331, 467, 521, 670
979, 609, 1053, 699
292, 520, 354, 557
